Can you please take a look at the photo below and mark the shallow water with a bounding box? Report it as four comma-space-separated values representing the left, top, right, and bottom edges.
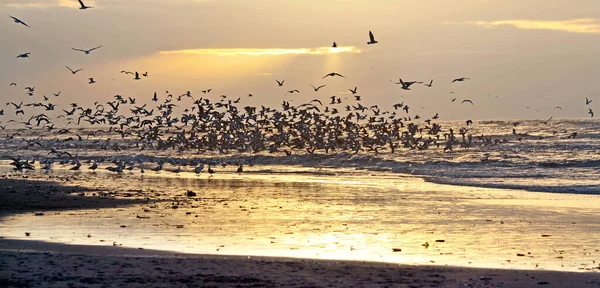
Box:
1, 167, 599, 272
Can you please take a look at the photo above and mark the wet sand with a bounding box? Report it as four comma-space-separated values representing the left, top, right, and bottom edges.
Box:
2, 239, 599, 288
1, 168, 599, 287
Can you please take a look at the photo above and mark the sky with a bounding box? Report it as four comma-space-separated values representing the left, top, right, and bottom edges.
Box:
1, 0, 600, 121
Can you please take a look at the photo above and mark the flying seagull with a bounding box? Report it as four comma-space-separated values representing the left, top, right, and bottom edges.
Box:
89, 78, 96, 84
586, 97, 592, 105
452, 77, 470, 83
589, 108, 594, 118
332, 42, 337, 48
9, 16, 30, 28
72, 45, 102, 54
322, 72, 345, 79
276, 80, 284, 86
310, 84, 326, 91
367, 31, 378, 45
10, 83, 17, 87
134, 72, 141, 80
462, 99, 474, 105
78, 0, 93, 9
66, 66, 83, 74
16, 53, 30, 58
424, 79, 433, 87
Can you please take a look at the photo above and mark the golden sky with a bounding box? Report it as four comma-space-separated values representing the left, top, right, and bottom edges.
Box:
1, 0, 600, 120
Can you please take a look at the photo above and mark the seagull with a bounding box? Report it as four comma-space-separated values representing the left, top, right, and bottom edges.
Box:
53, 92, 61, 97
367, 31, 378, 45
285, 89, 300, 95
462, 99, 474, 105
9, 16, 30, 28
543, 116, 553, 124
451, 98, 457, 102
322, 72, 345, 79
349, 87, 358, 94
332, 42, 337, 48
134, 72, 141, 80
66, 66, 83, 74
424, 79, 433, 87
452, 77, 470, 83
10, 83, 17, 87
89, 78, 96, 84
586, 97, 592, 105
77, 0, 93, 9
142, 72, 148, 77
276, 80, 284, 86
72, 45, 102, 54
310, 84, 326, 91
121, 70, 134, 75
16, 53, 30, 58
555, 106, 562, 110
393, 79, 421, 90
589, 108, 594, 118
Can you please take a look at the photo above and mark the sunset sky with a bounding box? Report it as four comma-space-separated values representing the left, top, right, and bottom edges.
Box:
1, 0, 599, 120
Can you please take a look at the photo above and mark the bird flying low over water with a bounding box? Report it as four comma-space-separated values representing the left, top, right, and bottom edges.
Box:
78, 0, 93, 9
322, 72, 345, 79
332, 42, 337, 48
16, 53, 30, 58
72, 45, 102, 54
452, 77, 470, 83
9, 16, 30, 28
589, 108, 594, 118
367, 31, 378, 45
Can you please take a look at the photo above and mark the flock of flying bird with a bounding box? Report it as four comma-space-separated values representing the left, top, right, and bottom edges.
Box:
4, 2, 597, 174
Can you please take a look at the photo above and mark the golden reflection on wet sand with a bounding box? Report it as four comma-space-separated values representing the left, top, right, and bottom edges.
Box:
1, 167, 599, 272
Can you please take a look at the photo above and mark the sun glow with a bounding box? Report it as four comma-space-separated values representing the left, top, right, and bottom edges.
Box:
159, 46, 361, 56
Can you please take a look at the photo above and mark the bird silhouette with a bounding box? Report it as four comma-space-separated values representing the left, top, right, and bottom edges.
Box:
367, 31, 378, 45
78, 0, 93, 9
66, 66, 83, 74
72, 45, 102, 54
322, 72, 345, 79
452, 77, 470, 83
9, 16, 30, 28
310, 84, 326, 91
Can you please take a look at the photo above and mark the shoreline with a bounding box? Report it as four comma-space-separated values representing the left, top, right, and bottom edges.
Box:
1, 239, 599, 288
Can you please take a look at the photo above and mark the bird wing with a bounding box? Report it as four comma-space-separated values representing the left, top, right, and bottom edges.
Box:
317, 85, 326, 89
88, 45, 102, 51
78, 0, 86, 8
369, 31, 375, 42
72, 48, 86, 52
66, 66, 74, 72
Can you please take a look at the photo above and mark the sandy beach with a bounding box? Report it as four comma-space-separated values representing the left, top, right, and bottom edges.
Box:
2, 239, 599, 288
1, 168, 599, 287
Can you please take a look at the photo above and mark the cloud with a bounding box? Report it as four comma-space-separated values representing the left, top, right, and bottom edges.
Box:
159, 46, 362, 56
456, 19, 600, 34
